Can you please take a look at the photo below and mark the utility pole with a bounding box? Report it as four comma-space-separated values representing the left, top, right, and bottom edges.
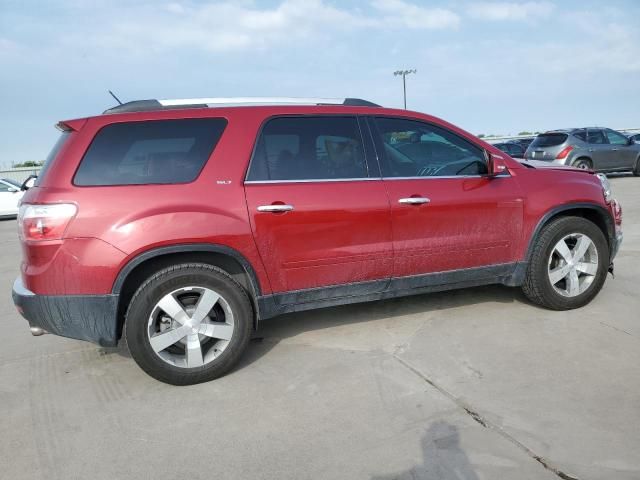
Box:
393, 69, 417, 109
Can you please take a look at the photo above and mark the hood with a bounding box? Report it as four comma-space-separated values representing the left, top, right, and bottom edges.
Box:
519, 159, 591, 173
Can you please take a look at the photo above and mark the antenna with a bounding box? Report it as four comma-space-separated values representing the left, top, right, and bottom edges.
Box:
108, 90, 123, 105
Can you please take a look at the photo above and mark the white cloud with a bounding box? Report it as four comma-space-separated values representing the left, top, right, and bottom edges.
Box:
59, 0, 461, 55
468, 1, 555, 21
372, 0, 460, 29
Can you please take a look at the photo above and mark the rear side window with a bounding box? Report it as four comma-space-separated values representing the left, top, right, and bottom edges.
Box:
530, 133, 568, 148
246, 116, 368, 181
74, 118, 227, 186
36, 131, 71, 186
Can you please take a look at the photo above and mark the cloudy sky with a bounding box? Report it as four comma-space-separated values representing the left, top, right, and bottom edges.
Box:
1, 0, 639, 166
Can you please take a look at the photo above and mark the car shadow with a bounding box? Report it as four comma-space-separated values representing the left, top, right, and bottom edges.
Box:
235, 284, 528, 372
101, 284, 531, 372
371, 421, 480, 480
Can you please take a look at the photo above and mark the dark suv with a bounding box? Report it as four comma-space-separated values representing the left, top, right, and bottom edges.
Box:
13, 97, 623, 385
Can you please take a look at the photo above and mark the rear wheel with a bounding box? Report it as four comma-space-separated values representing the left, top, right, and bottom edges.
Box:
572, 158, 592, 170
522, 216, 608, 310
125, 263, 253, 385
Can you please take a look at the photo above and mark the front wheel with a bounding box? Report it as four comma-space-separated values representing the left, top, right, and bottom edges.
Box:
522, 216, 609, 310
125, 263, 253, 385
633, 157, 640, 177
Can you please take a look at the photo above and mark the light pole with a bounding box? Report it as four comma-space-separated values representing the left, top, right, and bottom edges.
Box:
393, 69, 417, 109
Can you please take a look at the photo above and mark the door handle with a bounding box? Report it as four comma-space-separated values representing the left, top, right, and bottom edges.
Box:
612, 148, 619, 151
398, 197, 430, 205
257, 204, 294, 213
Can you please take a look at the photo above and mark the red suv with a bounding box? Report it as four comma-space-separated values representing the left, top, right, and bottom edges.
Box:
13, 97, 623, 385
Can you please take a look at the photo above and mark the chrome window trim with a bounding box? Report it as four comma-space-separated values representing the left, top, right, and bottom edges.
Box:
245, 177, 381, 185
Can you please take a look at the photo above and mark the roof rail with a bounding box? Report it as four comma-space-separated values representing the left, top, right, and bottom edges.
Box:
104, 97, 381, 114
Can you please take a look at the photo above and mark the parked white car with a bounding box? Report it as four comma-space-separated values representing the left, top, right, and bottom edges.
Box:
0, 178, 25, 218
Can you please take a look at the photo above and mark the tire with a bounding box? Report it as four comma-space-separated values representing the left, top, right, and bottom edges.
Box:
125, 263, 253, 385
633, 157, 640, 177
572, 158, 592, 170
522, 216, 609, 310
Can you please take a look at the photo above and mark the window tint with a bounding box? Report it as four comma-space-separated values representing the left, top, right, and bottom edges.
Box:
74, 118, 227, 186
605, 129, 628, 145
530, 133, 568, 148
372, 117, 486, 177
246, 116, 368, 181
573, 130, 587, 141
587, 129, 608, 145
0, 182, 11, 192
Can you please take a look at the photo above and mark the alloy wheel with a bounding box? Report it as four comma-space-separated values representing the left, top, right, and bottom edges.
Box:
547, 233, 599, 297
147, 286, 234, 368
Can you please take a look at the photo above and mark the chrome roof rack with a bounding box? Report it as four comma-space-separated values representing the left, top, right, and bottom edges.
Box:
104, 97, 381, 114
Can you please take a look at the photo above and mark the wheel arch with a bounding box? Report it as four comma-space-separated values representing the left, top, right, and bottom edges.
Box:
525, 203, 613, 265
113, 244, 263, 338
571, 156, 593, 168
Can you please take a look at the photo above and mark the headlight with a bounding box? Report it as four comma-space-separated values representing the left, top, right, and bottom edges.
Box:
596, 173, 611, 203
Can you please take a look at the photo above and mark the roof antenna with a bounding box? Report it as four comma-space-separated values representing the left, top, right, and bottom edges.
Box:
108, 90, 123, 105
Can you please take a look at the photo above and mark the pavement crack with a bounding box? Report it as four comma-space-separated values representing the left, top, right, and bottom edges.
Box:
392, 354, 580, 480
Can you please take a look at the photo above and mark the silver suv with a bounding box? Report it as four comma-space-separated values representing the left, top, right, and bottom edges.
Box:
524, 128, 640, 175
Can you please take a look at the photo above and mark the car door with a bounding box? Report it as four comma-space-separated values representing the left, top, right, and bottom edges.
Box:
586, 129, 613, 170
369, 116, 524, 280
604, 129, 636, 169
0, 181, 20, 216
244, 115, 393, 301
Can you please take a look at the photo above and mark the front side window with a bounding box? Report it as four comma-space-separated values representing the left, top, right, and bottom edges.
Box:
246, 116, 368, 181
372, 117, 486, 177
74, 118, 227, 186
605, 129, 629, 145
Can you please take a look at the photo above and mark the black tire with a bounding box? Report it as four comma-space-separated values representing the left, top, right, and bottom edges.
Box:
572, 158, 592, 170
633, 157, 640, 177
125, 263, 253, 385
522, 216, 609, 310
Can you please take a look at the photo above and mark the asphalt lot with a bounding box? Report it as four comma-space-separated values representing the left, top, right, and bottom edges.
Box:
1, 176, 639, 480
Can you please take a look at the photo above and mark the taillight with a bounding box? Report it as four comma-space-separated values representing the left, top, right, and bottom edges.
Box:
18, 204, 77, 241
556, 146, 574, 159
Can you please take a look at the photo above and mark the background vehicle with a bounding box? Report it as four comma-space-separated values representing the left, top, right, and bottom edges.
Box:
524, 128, 640, 175
509, 137, 534, 151
12, 98, 623, 385
630, 133, 640, 144
493, 142, 525, 158
0, 178, 25, 218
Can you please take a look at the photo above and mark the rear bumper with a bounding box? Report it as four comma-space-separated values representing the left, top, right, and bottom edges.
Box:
12, 277, 119, 347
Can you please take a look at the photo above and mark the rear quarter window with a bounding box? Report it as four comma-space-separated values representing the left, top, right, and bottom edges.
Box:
74, 118, 227, 186
530, 133, 568, 148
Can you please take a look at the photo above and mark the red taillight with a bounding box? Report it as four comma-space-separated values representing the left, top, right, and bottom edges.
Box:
556, 146, 574, 159
18, 204, 77, 241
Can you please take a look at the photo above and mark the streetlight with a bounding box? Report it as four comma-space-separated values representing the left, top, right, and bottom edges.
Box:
393, 69, 417, 109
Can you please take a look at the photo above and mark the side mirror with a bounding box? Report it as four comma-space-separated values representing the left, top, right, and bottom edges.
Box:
628, 136, 636, 146
21, 174, 37, 191
485, 150, 508, 177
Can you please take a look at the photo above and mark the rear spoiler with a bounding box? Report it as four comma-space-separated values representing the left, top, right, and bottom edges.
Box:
56, 118, 87, 132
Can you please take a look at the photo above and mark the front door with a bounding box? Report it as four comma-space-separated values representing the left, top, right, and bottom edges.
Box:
244, 115, 393, 300
604, 129, 636, 170
369, 116, 524, 279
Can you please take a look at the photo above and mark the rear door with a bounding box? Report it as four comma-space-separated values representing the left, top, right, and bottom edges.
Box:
586, 129, 613, 170
244, 115, 393, 300
369, 116, 524, 280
